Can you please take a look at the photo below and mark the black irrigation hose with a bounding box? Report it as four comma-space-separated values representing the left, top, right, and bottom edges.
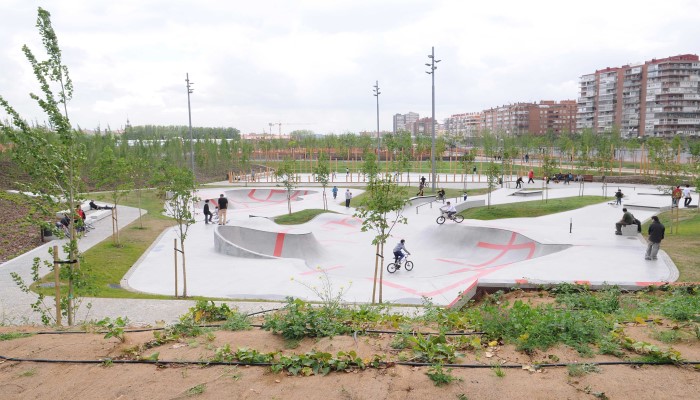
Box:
364, 329, 485, 336
2, 354, 699, 368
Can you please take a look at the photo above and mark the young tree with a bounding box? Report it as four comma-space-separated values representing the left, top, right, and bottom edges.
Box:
157, 165, 197, 298
313, 152, 331, 210
94, 147, 132, 246
484, 162, 501, 208
275, 157, 297, 215
0, 7, 88, 325
354, 176, 408, 303
360, 150, 379, 180
460, 150, 476, 191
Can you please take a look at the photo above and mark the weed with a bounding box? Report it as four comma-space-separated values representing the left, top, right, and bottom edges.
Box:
100, 358, 113, 367
694, 324, 700, 340
96, 316, 129, 342
390, 325, 414, 350
185, 384, 206, 396
212, 344, 276, 364
186, 300, 233, 323
284, 338, 301, 349
457, 394, 469, 400
262, 297, 351, 340
567, 363, 601, 377
658, 289, 700, 322
491, 363, 506, 377
409, 333, 459, 364
205, 331, 216, 342
19, 368, 37, 377
654, 329, 682, 344
0, 332, 33, 341
610, 328, 684, 364
220, 311, 252, 331
271, 350, 368, 376
426, 364, 461, 386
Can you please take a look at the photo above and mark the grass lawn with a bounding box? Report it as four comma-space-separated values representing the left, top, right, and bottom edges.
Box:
347, 186, 490, 209
275, 209, 338, 225
645, 208, 700, 282
459, 196, 607, 220
34, 189, 177, 299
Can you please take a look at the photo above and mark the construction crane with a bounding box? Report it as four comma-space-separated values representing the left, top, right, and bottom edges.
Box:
267, 122, 314, 138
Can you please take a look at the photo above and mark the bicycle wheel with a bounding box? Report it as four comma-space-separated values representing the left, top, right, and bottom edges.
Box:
453, 215, 464, 223
387, 263, 397, 273
404, 261, 414, 271
436, 216, 445, 225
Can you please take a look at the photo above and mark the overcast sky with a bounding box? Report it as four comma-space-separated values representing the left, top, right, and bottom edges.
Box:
1, 0, 699, 135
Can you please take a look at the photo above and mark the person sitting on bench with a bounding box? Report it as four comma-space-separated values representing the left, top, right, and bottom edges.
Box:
615, 207, 640, 235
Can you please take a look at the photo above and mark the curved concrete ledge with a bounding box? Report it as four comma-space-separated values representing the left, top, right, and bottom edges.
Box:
214, 224, 324, 263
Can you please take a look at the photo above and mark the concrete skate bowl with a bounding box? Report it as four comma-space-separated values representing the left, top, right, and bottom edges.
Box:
200, 189, 317, 210
214, 225, 325, 264
424, 225, 570, 271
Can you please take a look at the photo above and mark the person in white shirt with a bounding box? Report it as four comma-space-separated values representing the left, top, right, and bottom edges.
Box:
683, 184, 692, 207
440, 201, 457, 219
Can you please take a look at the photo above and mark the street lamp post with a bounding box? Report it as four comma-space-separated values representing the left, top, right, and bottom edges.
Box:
185, 73, 195, 176
425, 47, 440, 190
500, 138, 504, 188
373, 81, 381, 154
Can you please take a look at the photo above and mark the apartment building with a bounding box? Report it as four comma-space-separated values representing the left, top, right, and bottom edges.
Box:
577, 54, 700, 137
481, 103, 540, 136
537, 100, 577, 135
443, 112, 483, 137
392, 112, 419, 133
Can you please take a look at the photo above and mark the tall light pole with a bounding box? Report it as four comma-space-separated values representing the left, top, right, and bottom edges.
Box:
373, 81, 381, 154
186, 73, 195, 176
425, 47, 440, 190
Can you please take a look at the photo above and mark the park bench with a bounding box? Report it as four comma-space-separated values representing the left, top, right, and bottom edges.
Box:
513, 190, 542, 197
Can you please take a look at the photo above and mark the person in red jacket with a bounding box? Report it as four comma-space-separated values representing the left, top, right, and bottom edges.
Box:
527, 169, 535, 184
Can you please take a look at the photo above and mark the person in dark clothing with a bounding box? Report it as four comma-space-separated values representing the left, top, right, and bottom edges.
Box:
645, 216, 665, 260
217, 194, 229, 225
515, 176, 523, 188
89, 200, 113, 210
615, 207, 637, 235
614, 189, 623, 205
203, 199, 213, 224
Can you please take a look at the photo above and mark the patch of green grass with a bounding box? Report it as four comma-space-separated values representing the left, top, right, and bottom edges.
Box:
654, 329, 683, 344
647, 209, 700, 281
19, 368, 37, 377
185, 384, 206, 396
0, 332, 34, 341
567, 363, 601, 377
460, 196, 607, 220
426, 364, 462, 387
275, 208, 337, 225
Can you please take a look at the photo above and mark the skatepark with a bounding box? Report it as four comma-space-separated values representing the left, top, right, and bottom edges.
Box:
122, 178, 680, 307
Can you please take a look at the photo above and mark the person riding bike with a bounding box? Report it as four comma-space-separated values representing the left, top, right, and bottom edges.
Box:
392, 239, 411, 264
436, 188, 446, 200
440, 201, 457, 220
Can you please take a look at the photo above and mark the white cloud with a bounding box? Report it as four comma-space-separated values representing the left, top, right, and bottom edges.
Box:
1, 0, 698, 134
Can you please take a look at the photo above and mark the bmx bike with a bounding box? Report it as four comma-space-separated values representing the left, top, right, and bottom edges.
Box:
436, 210, 464, 224
387, 254, 413, 273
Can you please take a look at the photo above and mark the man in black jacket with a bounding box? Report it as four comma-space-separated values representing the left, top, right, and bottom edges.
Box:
645, 216, 665, 260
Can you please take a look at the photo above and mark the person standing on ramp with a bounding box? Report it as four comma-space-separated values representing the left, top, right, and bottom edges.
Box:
217, 194, 229, 225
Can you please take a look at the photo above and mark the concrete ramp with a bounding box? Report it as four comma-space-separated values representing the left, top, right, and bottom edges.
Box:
422, 224, 570, 267
198, 189, 316, 210
214, 224, 324, 263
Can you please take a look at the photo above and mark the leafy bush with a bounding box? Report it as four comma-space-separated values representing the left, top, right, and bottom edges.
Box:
220, 311, 252, 331
409, 333, 459, 363
262, 298, 351, 340
426, 364, 461, 386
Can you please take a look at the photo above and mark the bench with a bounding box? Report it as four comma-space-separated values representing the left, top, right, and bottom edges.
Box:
455, 199, 485, 212
513, 190, 542, 197
621, 224, 638, 237
582, 174, 593, 182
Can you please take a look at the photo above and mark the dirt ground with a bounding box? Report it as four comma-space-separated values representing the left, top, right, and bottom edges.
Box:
1, 317, 699, 400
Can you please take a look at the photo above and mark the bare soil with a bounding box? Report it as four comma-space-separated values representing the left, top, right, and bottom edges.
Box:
1, 313, 699, 399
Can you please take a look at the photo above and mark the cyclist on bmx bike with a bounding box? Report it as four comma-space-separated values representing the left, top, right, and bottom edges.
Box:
437, 201, 464, 224
388, 239, 413, 273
